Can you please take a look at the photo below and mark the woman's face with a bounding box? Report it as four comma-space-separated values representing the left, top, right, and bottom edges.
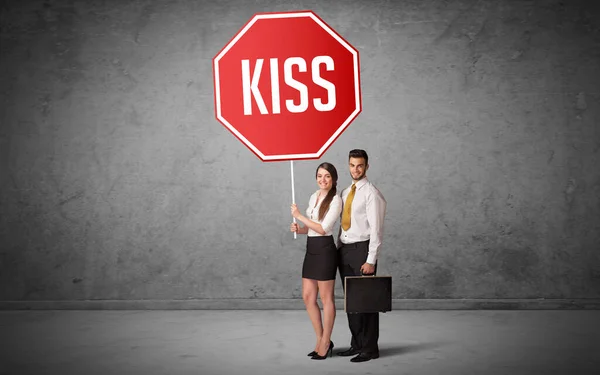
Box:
316, 168, 333, 191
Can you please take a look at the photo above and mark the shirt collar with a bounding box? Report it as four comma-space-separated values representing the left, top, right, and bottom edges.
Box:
351, 177, 368, 190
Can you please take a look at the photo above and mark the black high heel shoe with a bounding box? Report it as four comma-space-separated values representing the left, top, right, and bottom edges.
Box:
307, 351, 317, 357
311, 341, 334, 360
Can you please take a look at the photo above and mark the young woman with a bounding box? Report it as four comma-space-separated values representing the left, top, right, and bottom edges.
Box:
290, 162, 342, 360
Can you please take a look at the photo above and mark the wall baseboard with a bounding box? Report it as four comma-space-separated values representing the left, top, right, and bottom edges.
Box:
1, 298, 599, 310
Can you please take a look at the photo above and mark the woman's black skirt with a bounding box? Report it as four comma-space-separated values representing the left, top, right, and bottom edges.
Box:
302, 235, 337, 281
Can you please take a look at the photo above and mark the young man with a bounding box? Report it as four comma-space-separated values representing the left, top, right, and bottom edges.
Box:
337, 149, 387, 363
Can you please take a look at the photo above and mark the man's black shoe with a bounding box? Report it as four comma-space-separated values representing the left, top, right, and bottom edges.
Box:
336, 347, 359, 357
350, 352, 379, 363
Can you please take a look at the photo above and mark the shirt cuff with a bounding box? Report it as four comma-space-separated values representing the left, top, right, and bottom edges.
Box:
366, 253, 377, 265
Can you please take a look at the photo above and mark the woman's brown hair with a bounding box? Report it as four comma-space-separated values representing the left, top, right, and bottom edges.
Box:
316, 162, 338, 221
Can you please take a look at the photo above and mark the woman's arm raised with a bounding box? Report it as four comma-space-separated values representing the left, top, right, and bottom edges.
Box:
291, 204, 326, 235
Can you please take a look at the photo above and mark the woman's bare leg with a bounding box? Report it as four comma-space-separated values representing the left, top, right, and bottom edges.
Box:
302, 278, 323, 352
316, 279, 336, 355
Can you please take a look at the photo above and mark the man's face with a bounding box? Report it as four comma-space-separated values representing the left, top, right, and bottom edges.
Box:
348, 157, 368, 181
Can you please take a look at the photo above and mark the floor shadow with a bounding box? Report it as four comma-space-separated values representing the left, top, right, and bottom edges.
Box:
334, 341, 448, 358
379, 341, 449, 358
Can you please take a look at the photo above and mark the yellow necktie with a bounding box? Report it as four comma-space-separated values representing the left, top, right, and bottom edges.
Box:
341, 184, 356, 231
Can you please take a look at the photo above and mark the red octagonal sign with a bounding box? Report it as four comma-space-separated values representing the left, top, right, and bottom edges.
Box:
213, 11, 361, 161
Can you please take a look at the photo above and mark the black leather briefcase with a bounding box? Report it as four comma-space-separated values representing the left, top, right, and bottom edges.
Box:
344, 275, 392, 313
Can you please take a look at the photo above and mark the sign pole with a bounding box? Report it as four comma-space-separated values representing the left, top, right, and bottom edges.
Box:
291, 160, 297, 239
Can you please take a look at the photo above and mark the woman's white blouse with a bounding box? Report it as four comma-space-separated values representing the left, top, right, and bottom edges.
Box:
305, 191, 342, 237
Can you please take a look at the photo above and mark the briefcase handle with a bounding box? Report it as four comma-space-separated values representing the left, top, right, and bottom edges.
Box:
360, 271, 375, 277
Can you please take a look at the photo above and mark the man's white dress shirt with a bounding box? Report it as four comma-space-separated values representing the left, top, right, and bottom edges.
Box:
338, 178, 387, 264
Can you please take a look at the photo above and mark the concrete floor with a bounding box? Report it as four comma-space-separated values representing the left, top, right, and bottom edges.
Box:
1, 310, 599, 375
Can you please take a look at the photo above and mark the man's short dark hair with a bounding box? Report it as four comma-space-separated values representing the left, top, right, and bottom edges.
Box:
349, 149, 368, 165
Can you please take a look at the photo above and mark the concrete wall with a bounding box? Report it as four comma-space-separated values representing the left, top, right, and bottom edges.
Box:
1, 0, 599, 308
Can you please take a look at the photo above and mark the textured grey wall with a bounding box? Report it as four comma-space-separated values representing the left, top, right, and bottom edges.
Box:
1, 0, 599, 306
